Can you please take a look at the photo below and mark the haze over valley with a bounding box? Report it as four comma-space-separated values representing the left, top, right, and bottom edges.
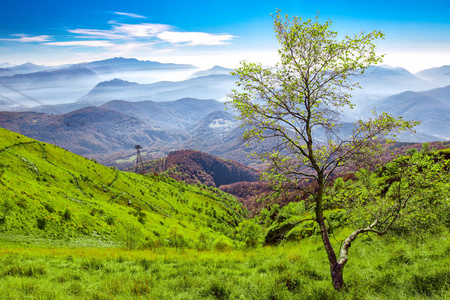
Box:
0, 57, 448, 168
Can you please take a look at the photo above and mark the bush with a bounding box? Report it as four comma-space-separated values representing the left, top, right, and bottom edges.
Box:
62, 208, 71, 221
212, 236, 234, 252
0, 197, 14, 220
235, 220, 263, 248
168, 227, 188, 248
105, 216, 115, 226
36, 217, 46, 230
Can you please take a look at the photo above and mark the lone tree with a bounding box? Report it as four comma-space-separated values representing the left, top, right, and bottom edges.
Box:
228, 11, 419, 290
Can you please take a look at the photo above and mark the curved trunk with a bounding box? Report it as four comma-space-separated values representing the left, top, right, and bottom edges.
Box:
315, 173, 346, 290
331, 262, 345, 290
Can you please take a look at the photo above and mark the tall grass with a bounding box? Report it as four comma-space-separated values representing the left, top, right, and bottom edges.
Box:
1, 230, 449, 299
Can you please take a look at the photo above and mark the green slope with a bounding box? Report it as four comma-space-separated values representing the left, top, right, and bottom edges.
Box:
0, 127, 245, 248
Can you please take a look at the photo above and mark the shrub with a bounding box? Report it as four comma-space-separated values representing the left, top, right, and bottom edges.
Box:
235, 220, 263, 248
0, 197, 14, 221
36, 217, 46, 230
62, 208, 72, 221
44, 203, 55, 213
105, 216, 115, 226
212, 236, 234, 252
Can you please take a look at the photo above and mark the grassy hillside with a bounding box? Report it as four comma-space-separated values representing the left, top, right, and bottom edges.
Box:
1, 127, 449, 299
0, 127, 245, 248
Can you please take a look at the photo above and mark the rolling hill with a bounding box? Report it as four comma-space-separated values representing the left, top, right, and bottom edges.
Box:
143, 149, 260, 188
0, 127, 244, 247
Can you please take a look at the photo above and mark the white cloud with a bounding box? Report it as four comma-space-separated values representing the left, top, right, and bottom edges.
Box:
114, 12, 146, 19
115, 23, 171, 38
45, 40, 114, 47
157, 31, 235, 46
0, 34, 52, 42
68, 23, 171, 40
68, 29, 128, 40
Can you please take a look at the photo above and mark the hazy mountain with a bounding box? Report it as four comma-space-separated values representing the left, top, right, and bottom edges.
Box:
181, 110, 276, 166
358, 65, 428, 92
77, 74, 236, 104
101, 98, 225, 129
344, 65, 438, 121
0, 63, 13, 68
78, 57, 195, 74
416, 65, 450, 87
0, 98, 227, 157
421, 85, 450, 103
0, 66, 100, 108
191, 65, 234, 77
375, 86, 450, 139
0, 106, 190, 156
74, 57, 197, 84
0, 68, 15, 77
7, 62, 51, 74
186, 110, 239, 145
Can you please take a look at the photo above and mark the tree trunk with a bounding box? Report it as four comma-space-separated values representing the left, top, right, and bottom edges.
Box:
315, 173, 346, 290
331, 263, 345, 290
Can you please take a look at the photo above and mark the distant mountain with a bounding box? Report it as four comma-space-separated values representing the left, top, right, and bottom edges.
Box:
77, 74, 236, 104
421, 84, 450, 104
375, 85, 450, 139
0, 106, 190, 155
77, 57, 195, 74
101, 98, 225, 129
416, 65, 450, 87
0, 63, 13, 68
191, 65, 234, 77
0, 98, 227, 156
0, 66, 98, 88
144, 149, 260, 188
180, 110, 277, 166
0, 66, 100, 109
184, 110, 239, 148
73, 57, 198, 84
355, 65, 429, 95
7, 62, 51, 74
0, 68, 15, 77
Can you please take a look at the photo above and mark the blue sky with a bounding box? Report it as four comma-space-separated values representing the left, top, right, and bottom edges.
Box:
1, 0, 449, 72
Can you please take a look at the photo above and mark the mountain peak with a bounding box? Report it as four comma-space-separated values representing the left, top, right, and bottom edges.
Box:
96, 78, 139, 88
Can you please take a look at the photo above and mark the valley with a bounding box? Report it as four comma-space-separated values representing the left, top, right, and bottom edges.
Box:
0, 57, 449, 299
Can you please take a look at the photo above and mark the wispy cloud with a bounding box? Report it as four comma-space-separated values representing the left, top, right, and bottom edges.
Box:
64, 22, 236, 46
45, 40, 113, 47
157, 31, 235, 46
114, 23, 171, 38
0, 34, 52, 42
114, 12, 146, 19
68, 23, 171, 40
5, 17, 237, 54
68, 29, 127, 40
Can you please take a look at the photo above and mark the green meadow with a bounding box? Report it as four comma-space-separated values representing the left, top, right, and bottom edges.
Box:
1, 127, 449, 299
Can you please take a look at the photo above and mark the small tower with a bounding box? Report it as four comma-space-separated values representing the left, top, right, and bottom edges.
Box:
134, 145, 144, 173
